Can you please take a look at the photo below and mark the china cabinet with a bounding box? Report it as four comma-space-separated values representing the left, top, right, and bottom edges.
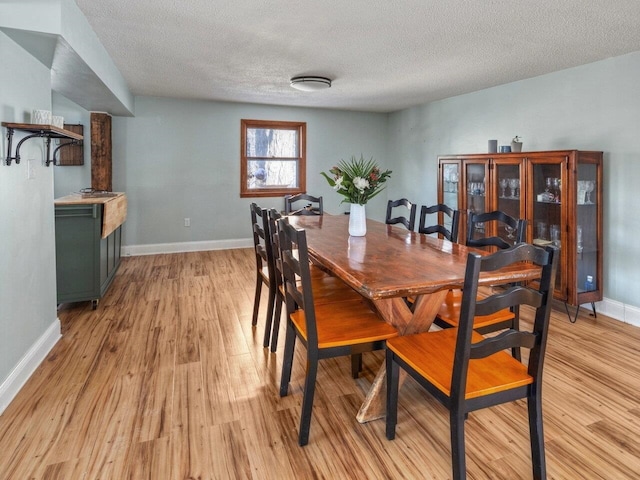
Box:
438, 150, 603, 318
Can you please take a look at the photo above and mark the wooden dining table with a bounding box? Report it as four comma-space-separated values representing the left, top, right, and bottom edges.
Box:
288, 214, 542, 423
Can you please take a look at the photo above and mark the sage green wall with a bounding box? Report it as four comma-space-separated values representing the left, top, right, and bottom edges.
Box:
52, 92, 92, 197
0, 31, 59, 390
387, 52, 640, 313
111, 96, 391, 246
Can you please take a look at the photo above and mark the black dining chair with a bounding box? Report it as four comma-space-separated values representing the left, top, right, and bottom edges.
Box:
386, 243, 558, 480
385, 198, 417, 230
277, 218, 398, 445
249, 203, 277, 348
284, 193, 323, 215
436, 210, 527, 359
418, 204, 460, 242
466, 209, 526, 250
266, 209, 364, 353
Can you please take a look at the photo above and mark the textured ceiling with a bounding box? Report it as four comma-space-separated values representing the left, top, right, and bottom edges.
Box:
74, 0, 640, 113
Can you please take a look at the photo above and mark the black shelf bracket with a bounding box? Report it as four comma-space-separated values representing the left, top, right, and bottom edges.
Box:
47, 139, 82, 167
4, 127, 51, 166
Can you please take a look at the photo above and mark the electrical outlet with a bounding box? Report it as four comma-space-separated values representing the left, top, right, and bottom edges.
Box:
184, 218, 190, 227
27, 159, 36, 180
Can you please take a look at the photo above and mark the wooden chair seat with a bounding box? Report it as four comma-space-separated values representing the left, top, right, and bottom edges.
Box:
436, 290, 515, 332
387, 328, 532, 399
303, 272, 363, 303
279, 271, 361, 304
290, 299, 398, 349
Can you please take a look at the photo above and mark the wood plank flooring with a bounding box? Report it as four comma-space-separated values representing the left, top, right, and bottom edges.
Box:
1, 249, 639, 479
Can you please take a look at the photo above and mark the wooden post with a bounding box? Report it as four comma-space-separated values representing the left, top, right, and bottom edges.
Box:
90, 112, 112, 191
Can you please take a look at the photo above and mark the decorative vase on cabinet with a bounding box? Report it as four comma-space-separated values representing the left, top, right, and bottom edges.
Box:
511, 136, 523, 153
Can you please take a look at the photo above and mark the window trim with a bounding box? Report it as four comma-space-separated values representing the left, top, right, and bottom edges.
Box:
240, 119, 306, 198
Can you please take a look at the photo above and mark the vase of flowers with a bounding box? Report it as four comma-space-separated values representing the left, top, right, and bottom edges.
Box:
511, 135, 523, 153
321, 155, 392, 236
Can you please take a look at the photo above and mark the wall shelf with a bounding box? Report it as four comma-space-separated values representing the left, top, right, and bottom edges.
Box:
2, 122, 84, 167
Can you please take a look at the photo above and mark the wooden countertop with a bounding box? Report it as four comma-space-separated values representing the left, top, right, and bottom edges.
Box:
55, 193, 127, 238
54, 192, 126, 205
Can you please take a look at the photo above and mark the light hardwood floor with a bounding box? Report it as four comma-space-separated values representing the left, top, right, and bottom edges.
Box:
1, 249, 639, 479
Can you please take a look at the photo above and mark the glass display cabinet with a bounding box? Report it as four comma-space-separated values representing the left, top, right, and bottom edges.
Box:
438, 150, 603, 320
438, 160, 461, 237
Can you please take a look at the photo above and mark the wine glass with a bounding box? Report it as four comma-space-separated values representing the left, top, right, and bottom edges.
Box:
545, 177, 553, 193
508, 178, 519, 199
553, 178, 561, 202
499, 178, 508, 197
585, 180, 595, 204
450, 171, 459, 192
505, 224, 516, 240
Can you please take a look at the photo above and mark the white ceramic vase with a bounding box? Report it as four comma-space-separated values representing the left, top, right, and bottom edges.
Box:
349, 203, 367, 236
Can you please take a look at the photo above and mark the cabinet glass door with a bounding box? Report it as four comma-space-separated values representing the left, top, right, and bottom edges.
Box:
576, 162, 599, 298
494, 160, 525, 246
464, 161, 488, 243
530, 159, 565, 294
440, 161, 460, 233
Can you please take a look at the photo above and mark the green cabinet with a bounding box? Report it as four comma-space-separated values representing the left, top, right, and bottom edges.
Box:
55, 203, 122, 308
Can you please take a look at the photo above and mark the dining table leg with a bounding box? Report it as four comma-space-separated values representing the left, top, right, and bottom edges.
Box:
356, 290, 448, 423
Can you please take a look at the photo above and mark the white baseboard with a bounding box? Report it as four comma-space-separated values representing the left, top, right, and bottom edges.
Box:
122, 238, 253, 256
597, 298, 640, 327
0, 318, 61, 415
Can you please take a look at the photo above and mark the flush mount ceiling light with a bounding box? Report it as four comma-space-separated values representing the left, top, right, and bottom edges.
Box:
290, 76, 332, 92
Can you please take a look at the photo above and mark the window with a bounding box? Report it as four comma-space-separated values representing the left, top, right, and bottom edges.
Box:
240, 119, 306, 198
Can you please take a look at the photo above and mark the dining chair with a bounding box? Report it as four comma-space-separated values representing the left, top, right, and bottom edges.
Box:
385, 198, 417, 230
284, 193, 323, 215
417, 203, 460, 242
436, 210, 527, 359
277, 218, 398, 446
466, 209, 526, 250
266, 209, 364, 353
249, 203, 277, 348
386, 243, 558, 480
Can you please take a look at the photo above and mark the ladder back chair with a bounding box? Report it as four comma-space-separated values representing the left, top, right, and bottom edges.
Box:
466, 209, 526, 250
386, 243, 559, 480
418, 203, 460, 242
249, 203, 277, 348
284, 193, 323, 215
436, 210, 527, 359
266, 209, 363, 353
277, 219, 398, 445
385, 198, 417, 231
